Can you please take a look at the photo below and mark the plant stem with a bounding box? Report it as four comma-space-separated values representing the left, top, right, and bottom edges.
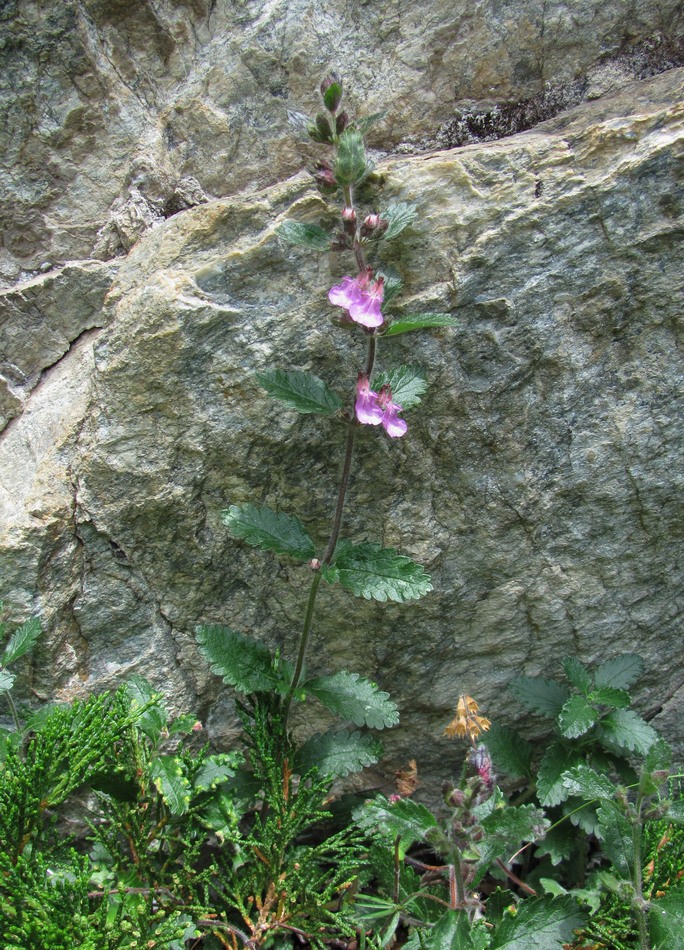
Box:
632, 796, 651, 950
4, 688, 21, 732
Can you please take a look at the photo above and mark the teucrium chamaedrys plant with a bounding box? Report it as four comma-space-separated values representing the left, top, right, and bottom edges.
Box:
195, 75, 457, 765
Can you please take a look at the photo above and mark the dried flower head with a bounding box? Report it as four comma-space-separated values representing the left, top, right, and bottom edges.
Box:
444, 694, 491, 743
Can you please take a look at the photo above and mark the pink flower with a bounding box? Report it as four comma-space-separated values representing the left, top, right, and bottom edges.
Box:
377, 385, 407, 438
328, 271, 384, 328
355, 376, 407, 438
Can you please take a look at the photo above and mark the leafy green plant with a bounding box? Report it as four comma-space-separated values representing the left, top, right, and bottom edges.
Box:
0, 603, 41, 733
484, 654, 684, 950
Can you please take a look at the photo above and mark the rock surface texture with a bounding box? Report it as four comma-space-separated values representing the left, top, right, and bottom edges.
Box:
1, 1, 683, 782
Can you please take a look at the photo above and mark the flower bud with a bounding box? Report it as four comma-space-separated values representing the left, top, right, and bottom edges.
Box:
312, 160, 337, 190
341, 207, 357, 236
320, 75, 343, 113
309, 558, 321, 570
336, 111, 349, 135
361, 214, 389, 238
315, 113, 334, 143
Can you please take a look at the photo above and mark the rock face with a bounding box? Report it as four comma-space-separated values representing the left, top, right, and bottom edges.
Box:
1, 0, 683, 786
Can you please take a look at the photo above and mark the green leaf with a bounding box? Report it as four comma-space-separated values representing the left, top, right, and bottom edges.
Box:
666, 800, 684, 824
150, 755, 191, 817
476, 804, 549, 882
221, 503, 315, 561
352, 111, 386, 135
168, 713, 200, 735
594, 653, 644, 690
257, 369, 342, 415
385, 312, 459, 337
534, 823, 577, 866
276, 220, 331, 251
195, 625, 287, 694
560, 764, 616, 801
381, 202, 418, 241
334, 130, 367, 186
589, 686, 630, 709
321, 541, 432, 603
508, 676, 569, 718
558, 694, 597, 738
353, 795, 441, 854
596, 799, 633, 877
200, 788, 240, 842
0, 669, 15, 691
323, 81, 343, 113
651, 886, 684, 949
490, 895, 587, 949
194, 753, 240, 792
562, 656, 593, 694
485, 724, 533, 779
422, 911, 477, 949
372, 365, 427, 409
2, 617, 41, 666
537, 743, 585, 806
296, 728, 382, 777
304, 671, 399, 729
597, 708, 658, 754
376, 268, 403, 305
126, 675, 166, 744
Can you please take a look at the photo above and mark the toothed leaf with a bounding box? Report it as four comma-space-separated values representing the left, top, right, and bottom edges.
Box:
560, 764, 616, 801
558, 694, 597, 738
276, 220, 331, 251
150, 755, 191, 817
486, 723, 534, 778
296, 728, 381, 777
372, 365, 427, 409
385, 312, 459, 336
596, 799, 633, 878
597, 708, 658, 754
537, 743, 585, 806
490, 895, 587, 949
509, 676, 569, 718
354, 795, 441, 853
381, 202, 418, 241
334, 130, 367, 186
594, 653, 644, 690
2, 617, 41, 666
257, 369, 342, 415
0, 670, 15, 691
321, 541, 432, 603
222, 503, 315, 561
195, 625, 287, 694
305, 671, 399, 729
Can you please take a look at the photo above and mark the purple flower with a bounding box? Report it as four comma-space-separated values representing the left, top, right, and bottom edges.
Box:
355, 376, 407, 438
377, 385, 407, 438
328, 271, 384, 328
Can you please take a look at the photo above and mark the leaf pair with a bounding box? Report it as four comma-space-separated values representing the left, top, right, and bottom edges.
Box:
221, 503, 432, 604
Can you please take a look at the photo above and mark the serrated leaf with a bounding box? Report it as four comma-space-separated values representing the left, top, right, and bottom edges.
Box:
296, 728, 381, 777
352, 111, 386, 135
589, 686, 630, 709
195, 625, 287, 694
321, 541, 432, 603
200, 788, 240, 842
597, 708, 658, 754
168, 713, 199, 735
485, 724, 533, 778
385, 312, 459, 337
150, 755, 191, 817
562, 656, 593, 694
476, 804, 549, 882
0, 669, 15, 691
665, 800, 684, 824
381, 202, 418, 241
287, 109, 313, 136
651, 886, 684, 949
558, 694, 597, 738
537, 743, 585, 806
2, 617, 41, 666
422, 911, 476, 949
276, 220, 331, 251
508, 676, 569, 718
534, 824, 577, 866
596, 799, 633, 877
334, 130, 367, 186
257, 369, 342, 415
560, 764, 616, 801
375, 268, 403, 305
566, 799, 600, 835
490, 895, 587, 949
353, 795, 441, 854
222, 503, 315, 561
594, 653, 643, 690
372, 365, 427, 409
304, 671, 399, 729
194, 753, 239, 792
126, 675, 166, 744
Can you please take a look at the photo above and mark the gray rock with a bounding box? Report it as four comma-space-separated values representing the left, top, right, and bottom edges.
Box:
1, 67, 681, 789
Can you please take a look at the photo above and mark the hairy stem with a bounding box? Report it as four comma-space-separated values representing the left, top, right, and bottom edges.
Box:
632, 797, 650, 950
4, 688, 21, 732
